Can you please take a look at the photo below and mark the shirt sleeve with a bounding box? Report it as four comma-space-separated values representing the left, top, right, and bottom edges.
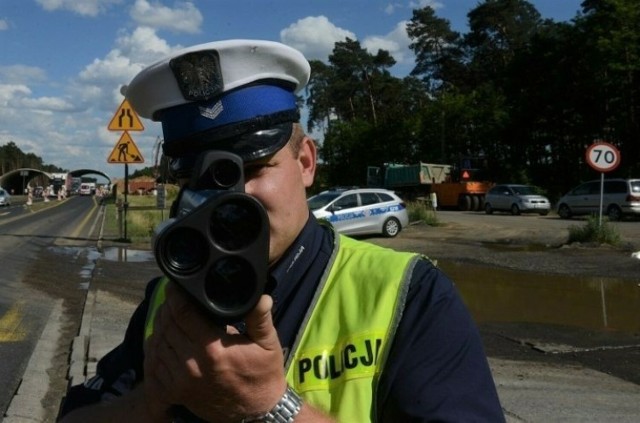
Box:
377, 258, 505, 422
57, 278, 160, 419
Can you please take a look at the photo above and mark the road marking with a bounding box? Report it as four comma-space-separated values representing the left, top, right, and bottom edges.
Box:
4, 299, 63, 421
0, 301, 27, 342
68, 197, 99, 240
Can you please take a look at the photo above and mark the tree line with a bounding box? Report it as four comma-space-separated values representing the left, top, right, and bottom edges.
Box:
0, 141, 65, 175
305, 0, 639, 201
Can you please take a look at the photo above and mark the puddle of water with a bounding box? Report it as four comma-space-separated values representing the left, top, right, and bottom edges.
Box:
48, 245, 99, 288
48, 245, 83, 257
481, 242, 554, 253
102, 247, 154, 263
441, 260, 640, 335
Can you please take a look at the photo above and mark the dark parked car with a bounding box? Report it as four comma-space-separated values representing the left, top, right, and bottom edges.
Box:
484, 184, 551, 216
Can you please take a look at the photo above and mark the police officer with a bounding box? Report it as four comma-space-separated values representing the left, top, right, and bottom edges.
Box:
59, 39, 504, 422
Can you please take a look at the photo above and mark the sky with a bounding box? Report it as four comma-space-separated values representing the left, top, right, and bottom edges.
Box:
1, 0, 585, 181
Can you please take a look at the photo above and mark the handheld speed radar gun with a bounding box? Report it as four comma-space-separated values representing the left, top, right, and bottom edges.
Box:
153, 151, 269, 324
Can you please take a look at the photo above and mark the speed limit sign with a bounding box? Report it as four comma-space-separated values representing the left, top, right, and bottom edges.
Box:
586, 142, 620, 172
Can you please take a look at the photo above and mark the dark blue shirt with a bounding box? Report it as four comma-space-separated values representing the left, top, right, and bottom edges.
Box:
60, 215, 504, 422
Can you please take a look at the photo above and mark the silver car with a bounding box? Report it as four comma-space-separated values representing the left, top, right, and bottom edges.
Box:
484, 184, 551, 216
0, 188, 11, 207
556, 178, 640, 221
307, 188, 409, 237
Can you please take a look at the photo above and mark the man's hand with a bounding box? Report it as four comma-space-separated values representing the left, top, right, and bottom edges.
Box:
143, 282, 287, 422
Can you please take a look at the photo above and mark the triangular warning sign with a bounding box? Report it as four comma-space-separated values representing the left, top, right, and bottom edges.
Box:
108, 99, 144, 131
107, 132, 145, 164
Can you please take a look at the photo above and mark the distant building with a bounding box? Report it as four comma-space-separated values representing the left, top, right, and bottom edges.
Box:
113, 176, 157, 195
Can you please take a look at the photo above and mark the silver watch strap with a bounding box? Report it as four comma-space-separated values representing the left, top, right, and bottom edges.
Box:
243, 385, 302, 423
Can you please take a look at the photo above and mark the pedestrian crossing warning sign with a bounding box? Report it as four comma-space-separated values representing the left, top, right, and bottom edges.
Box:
107, 132, 145, 164
108, 99, 144, 131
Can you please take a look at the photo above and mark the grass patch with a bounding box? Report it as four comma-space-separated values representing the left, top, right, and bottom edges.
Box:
407, 201, 439, 226
103, 187, 179, 244
567, 215, 621, 246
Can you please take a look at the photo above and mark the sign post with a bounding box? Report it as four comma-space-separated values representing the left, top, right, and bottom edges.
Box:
156, 183, 166, 220
585, 141, 621, 226
20, 170, 31, 205
107, 98, 145, 241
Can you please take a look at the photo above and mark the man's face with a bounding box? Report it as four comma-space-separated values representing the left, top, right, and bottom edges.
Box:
243, 137, 316, 265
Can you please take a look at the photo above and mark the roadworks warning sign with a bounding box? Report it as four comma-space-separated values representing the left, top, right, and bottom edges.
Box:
108, 99, 144, 131
107, 132, 144, 164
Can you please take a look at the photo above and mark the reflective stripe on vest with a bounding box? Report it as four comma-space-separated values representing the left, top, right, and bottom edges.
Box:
144, 277, 169, 341
285, 234, 418, 422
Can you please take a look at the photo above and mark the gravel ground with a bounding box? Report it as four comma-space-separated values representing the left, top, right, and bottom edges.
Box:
370, 217, 640, 281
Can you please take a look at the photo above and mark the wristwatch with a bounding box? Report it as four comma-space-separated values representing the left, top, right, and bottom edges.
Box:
243, 385, 303, 423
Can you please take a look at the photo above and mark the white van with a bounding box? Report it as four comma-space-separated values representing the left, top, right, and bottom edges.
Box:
79, 183, 93, 196
557, 178, 640, 221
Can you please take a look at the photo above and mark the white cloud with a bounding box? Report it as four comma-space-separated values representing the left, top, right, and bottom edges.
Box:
0, 19, 9, 30
58, 27, 178, 173
0, 84, 32, 107
0, 132, 43, 158
0, 84, 77, 167
0, 65, 47, 85
74, 27, 176, 111
362, 20, 412, 64
386, 1, 442, 15
280, 16, 356, 61
280, 15, 414, 71
408, 0, 443, 10
12, 96, 74, 112
35, 0, 124, 17
0, 25, 177, 174
79, 53, 135, 84
115, 26, 176, 63
130, 0, 202, 34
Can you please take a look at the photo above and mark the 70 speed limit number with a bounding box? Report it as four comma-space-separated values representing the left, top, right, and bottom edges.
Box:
585, 142, 621, 173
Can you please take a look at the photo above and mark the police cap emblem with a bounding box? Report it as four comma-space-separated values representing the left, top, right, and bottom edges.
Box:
170, 50, 223, 102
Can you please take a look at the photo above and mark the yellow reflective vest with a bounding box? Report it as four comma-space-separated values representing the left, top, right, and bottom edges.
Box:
145, 234, 420, 422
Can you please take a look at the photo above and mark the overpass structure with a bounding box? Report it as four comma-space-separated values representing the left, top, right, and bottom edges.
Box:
0, 168, 111, 195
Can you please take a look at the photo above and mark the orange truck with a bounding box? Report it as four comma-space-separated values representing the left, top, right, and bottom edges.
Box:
366, 161, 494, 211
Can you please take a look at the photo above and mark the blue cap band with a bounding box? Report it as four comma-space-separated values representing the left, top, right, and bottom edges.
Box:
160, 84, 297, 145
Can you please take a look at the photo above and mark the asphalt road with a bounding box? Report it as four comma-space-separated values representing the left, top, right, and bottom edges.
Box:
0, 196, 102, 419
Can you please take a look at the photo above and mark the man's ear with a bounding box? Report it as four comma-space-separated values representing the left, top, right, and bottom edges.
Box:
298, 136, 317, 187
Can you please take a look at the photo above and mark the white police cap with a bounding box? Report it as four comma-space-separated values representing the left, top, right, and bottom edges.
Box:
123, 40, 311, 171
125, 39, 310, 120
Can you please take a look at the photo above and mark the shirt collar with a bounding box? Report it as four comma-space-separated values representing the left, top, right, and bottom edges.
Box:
270, 212, 323, 285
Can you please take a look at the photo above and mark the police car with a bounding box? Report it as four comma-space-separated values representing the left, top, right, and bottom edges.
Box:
307, 187, 409, 237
